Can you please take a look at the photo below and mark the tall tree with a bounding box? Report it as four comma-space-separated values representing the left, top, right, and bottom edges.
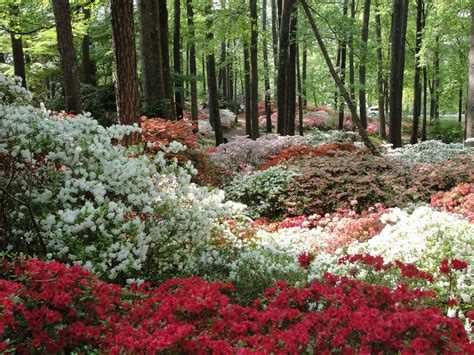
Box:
375, 1, 386, 138
262, 0, 272, 133
244, 44, 252, 136
358, 0, 371, 129
410, 0, 423, 144
271, 0, 278, 70
174, 0, 184, 119
82, 6, 96, 85
286, 2, 297, 135
297, 44, 304, 135
301, 0, 379, 155
10, 33, 27, 88
110, 0, 140, 144
249, 0, 259, 139
276, 0, 292, 135
158, 0, 176, 119
388, 0, 408, 148
302, 44, 307, 107
186, 0, 198, 128
139, 0, 164, 117
52, 0, 82, 113
338, 0, 348, 130
348, 0, 355, 103
466, 0, 474, 144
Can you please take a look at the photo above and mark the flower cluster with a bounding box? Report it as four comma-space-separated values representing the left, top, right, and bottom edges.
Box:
2, 258, 472, 353
385, 140, 474, 163
431, 183, 474, 222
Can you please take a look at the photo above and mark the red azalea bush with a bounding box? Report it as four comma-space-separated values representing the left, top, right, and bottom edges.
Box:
2, 258, 473, 353
431, 183, 474, 222
282, 150, 470, 215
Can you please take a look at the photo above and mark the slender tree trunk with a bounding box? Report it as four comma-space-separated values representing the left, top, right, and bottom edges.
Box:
0, 53, 5, 63
388, 0, 408, 148
411, 0, 423, 144
82, 6, 96, 85
276, 0, 292, 135
359, 0, 371, 129
466, 0, 474, 144
52, 0, 82, 113
297, 45, 304, 136
262, 0, 272, 133
244, 45, 252, 136
375, 1, 386, 138
422, 66, 428, 140
10, 33, 27, 88
219, 42, 227, 98
286, 2, 297, 135
301, 0, 379, 155
110, 0, 140, 144
186, 0, 198, 128
338, 0, 348, 130
139, 0, 163, 117
158, 0, 175, 119
271, 0, 279, 70
202, 54, 207, 93
349, 0, 356, 103
249, 0, 260, 139
174, 0, 184, 119
458, 87, 463, 123
302, 45, 307, 107
433, 36, 440, 119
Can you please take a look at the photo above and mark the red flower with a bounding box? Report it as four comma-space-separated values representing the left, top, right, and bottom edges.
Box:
439, 259, 451, 275
450, 259, 468, 271
448, 298, 458, 307
298, 252, 315, 269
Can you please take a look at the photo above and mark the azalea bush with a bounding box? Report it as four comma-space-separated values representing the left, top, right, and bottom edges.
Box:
431, 183, 474, 222
2, 258, 473, 353
0, 74, 242, 280
385, 140, 474, 163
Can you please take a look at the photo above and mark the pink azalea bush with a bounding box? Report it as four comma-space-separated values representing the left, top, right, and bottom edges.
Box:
431, 183, 474, 222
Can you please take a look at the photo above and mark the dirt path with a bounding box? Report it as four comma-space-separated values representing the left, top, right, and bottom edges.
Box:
224, 113, 248, 140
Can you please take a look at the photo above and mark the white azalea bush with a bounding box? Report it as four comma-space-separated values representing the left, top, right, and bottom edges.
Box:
224, 166, 298, 219
385, 140, 474, 163
0, 74, 243, 280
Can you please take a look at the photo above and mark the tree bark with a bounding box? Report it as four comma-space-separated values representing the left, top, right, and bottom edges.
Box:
10, 33, 27, 88
139, 0, 164, 117
174, 0, 184, 119
276, 0, 292, 135
375, 1, 386, 138
110, 0, 140, 144
244, 44, 252, 136
358, 0, 371, 129
411, 0, 423, 144
186, 0, 198, 127
422, 66, 428, 140
388, 0, 408, 148
301, 0, 379, 155
219, 42, 227, 98
466, 0, 474, 144
302, 45, 307, 107
286, 2, 297, 136
349, 0, 355, 103
297, 45, 304, 136
52, 0, 82, 113
262, 0, 272, 133
338, 0, 348, 130
271, 0, 279, 70
249, 0, 260, 139
82, 6, 96, 85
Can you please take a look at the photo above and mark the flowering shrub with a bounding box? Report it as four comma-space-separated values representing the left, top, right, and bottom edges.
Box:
141, 117, 197, 148
225, 166, 299, 219
2, 258, 473, 353
385, 140, 474, 163
0, 74, 32, 105
0, 75, 242, 280
431, 183, 474, 222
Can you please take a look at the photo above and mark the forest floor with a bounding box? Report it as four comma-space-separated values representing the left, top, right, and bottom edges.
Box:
224, 113, 247, 140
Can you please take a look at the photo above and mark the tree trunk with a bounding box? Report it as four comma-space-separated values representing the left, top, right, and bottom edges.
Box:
271, 0, 279, 70
411, 0, 423, 144
249, 0, 260, 139
0, 53, 5, 63
276, 0, 292, 135
244, 44, 252, 136
349, 0, 355, 102
297, 45, 304, 136
10, 33, 27, 88
388, 0, 408, 148
52, 0, 82, 113
110, 0, 140, 144
422, 66, 428, 140
358, 0, 371, 129
302, 45, 307, 107
202, 54, 207, 93
301, 0, 379, 155
375, 1, 386, 138
466, 0, 474, 144
219, 42, 227, 98
139, 0, 164, 117
286, 2, 297, 136
186, 0, 198, 128
174, 0, 184, 119
458, 87, 463, 123
338, 0, 348, 130
82, 6, 96, 85
262, 0, 272, 133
